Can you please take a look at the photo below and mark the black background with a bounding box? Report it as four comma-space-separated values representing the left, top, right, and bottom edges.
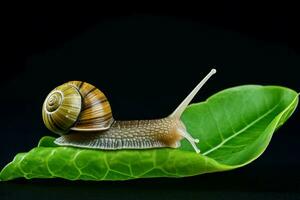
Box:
1, 4, 299, 200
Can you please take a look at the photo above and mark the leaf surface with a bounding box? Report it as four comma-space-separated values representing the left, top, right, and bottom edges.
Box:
1, 85, 298, 181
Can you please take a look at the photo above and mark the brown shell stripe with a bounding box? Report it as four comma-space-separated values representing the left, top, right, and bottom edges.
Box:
75, 95, 113, 128
69, 81, 114, 130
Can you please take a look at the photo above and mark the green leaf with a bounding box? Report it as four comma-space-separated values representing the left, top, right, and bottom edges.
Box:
1, 85, 298, 181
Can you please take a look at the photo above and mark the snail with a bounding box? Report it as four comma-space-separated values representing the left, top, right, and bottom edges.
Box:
42, 69, 216, 153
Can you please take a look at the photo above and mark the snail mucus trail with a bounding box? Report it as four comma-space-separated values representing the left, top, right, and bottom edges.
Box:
42, 69, 217, 153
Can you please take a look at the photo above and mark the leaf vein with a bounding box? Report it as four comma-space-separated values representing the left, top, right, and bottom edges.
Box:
202, 101, 281, 156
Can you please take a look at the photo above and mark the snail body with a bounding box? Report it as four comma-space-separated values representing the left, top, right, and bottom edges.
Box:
55, 118, 184, 150
42, 69, 217, 153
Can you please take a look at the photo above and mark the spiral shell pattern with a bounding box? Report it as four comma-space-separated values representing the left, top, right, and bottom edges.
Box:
42, 84, 82, 135
42, 81, 114, 135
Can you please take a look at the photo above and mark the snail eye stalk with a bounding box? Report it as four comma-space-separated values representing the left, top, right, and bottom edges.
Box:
170, 68, 217, 119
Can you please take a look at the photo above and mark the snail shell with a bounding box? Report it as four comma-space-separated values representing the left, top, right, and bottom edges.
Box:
42, 81, 114, 135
